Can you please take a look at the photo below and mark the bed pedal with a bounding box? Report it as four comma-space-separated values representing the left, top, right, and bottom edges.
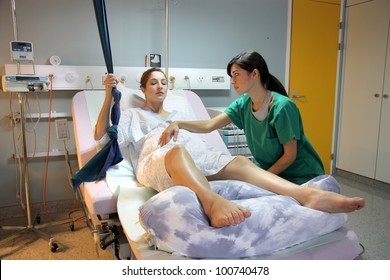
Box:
100, 225, 120, 250
98, 224, 132, 260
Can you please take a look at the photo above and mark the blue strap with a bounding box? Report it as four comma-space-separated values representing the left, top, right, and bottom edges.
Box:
71, 1, 123, 190
92, 0, 113, 74
72, 88, 123, 190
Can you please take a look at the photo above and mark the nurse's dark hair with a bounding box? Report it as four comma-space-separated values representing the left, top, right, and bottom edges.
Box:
140, 67, 167, 89
227, 51, 288, 97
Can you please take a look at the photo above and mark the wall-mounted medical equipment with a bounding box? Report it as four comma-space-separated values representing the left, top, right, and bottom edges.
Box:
1, 75, 50, 93
1, 40, 50, 93
145, 54, 161, 67
49, 55, 61, 66
10, 41, 34, 62
1, 64, 230, 91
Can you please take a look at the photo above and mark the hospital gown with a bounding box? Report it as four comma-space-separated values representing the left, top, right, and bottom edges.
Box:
98, 107, 233, 191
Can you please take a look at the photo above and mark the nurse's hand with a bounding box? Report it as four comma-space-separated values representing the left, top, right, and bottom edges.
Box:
158, 121, 180, 146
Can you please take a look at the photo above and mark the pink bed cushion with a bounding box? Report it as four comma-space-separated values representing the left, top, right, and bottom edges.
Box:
82, 180, 117, 215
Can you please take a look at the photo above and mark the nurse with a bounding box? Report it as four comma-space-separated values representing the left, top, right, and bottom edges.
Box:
161, 51, 324, 185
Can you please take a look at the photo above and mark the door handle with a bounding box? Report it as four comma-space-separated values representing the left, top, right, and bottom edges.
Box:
383, 94, 389, 99
291, 89, 306, 101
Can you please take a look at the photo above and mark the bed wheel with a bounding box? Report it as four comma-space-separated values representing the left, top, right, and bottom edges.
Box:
50, 242, 58, 253
70, 222, 75, 231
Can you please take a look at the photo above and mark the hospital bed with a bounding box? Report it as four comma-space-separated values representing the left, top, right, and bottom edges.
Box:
72, 84, 362, 260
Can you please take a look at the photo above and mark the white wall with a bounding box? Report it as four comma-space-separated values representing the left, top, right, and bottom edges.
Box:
0, 0, 288, 207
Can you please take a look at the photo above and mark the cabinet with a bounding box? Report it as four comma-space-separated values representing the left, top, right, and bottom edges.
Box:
218, 124, 253, 160
336, 0, 390, 183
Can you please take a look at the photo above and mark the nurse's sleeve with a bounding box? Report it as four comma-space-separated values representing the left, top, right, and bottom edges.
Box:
224, 98, 244, 129
273, 101, 302, 144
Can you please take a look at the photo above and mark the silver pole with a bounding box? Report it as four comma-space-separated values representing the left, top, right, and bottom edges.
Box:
11, 0, 34, 229
165, 0, 169, 77
10, 0, 18, 41
10, 0, 21, 74
18, 93, 33, 227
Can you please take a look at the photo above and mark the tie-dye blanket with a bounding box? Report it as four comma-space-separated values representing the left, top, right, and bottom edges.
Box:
138, 176, 347, 259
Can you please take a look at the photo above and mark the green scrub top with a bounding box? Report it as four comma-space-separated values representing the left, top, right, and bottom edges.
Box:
225, 92, 324, 185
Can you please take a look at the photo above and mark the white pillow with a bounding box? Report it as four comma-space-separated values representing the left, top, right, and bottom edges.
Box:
117, 83, 196, 120
117, 82, 146, 110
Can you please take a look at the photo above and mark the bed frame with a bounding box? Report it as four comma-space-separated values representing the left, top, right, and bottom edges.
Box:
72, 89, 362, 260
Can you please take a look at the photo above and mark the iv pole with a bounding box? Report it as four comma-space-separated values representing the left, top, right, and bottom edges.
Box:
165, 0, 169, 78
0, 0, 74, 253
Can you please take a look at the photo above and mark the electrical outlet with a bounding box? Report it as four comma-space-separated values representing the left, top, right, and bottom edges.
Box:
65, 73, 76, 83
55, 119, 69, 140
119, 74, 128, 84
102, 75, 107, 85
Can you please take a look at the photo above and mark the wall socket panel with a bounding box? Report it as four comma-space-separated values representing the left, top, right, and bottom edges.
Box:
55, 118, 69, 140
168, 68, 230, 90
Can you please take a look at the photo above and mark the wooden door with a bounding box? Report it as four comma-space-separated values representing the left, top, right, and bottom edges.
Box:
289, 0, 341, 174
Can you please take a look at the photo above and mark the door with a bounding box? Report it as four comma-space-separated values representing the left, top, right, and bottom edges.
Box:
336, 0, 390, 181
376, 27, 390, 183
289, 0, 341, 174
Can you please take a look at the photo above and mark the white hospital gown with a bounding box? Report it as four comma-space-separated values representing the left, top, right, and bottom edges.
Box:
99, 107, 233, 192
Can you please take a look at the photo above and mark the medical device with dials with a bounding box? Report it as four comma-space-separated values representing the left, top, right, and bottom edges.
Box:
1, 40, 49, 93
10, 41, 34, 61
1, 75, 50, 93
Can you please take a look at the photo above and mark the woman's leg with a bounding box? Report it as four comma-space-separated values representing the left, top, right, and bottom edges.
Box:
164, 145, 251, 228
208, 156, 365, 213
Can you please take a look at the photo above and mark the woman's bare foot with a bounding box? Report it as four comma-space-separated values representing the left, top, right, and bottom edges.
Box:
202, 193, 251, 228
303, 188, 365, 213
